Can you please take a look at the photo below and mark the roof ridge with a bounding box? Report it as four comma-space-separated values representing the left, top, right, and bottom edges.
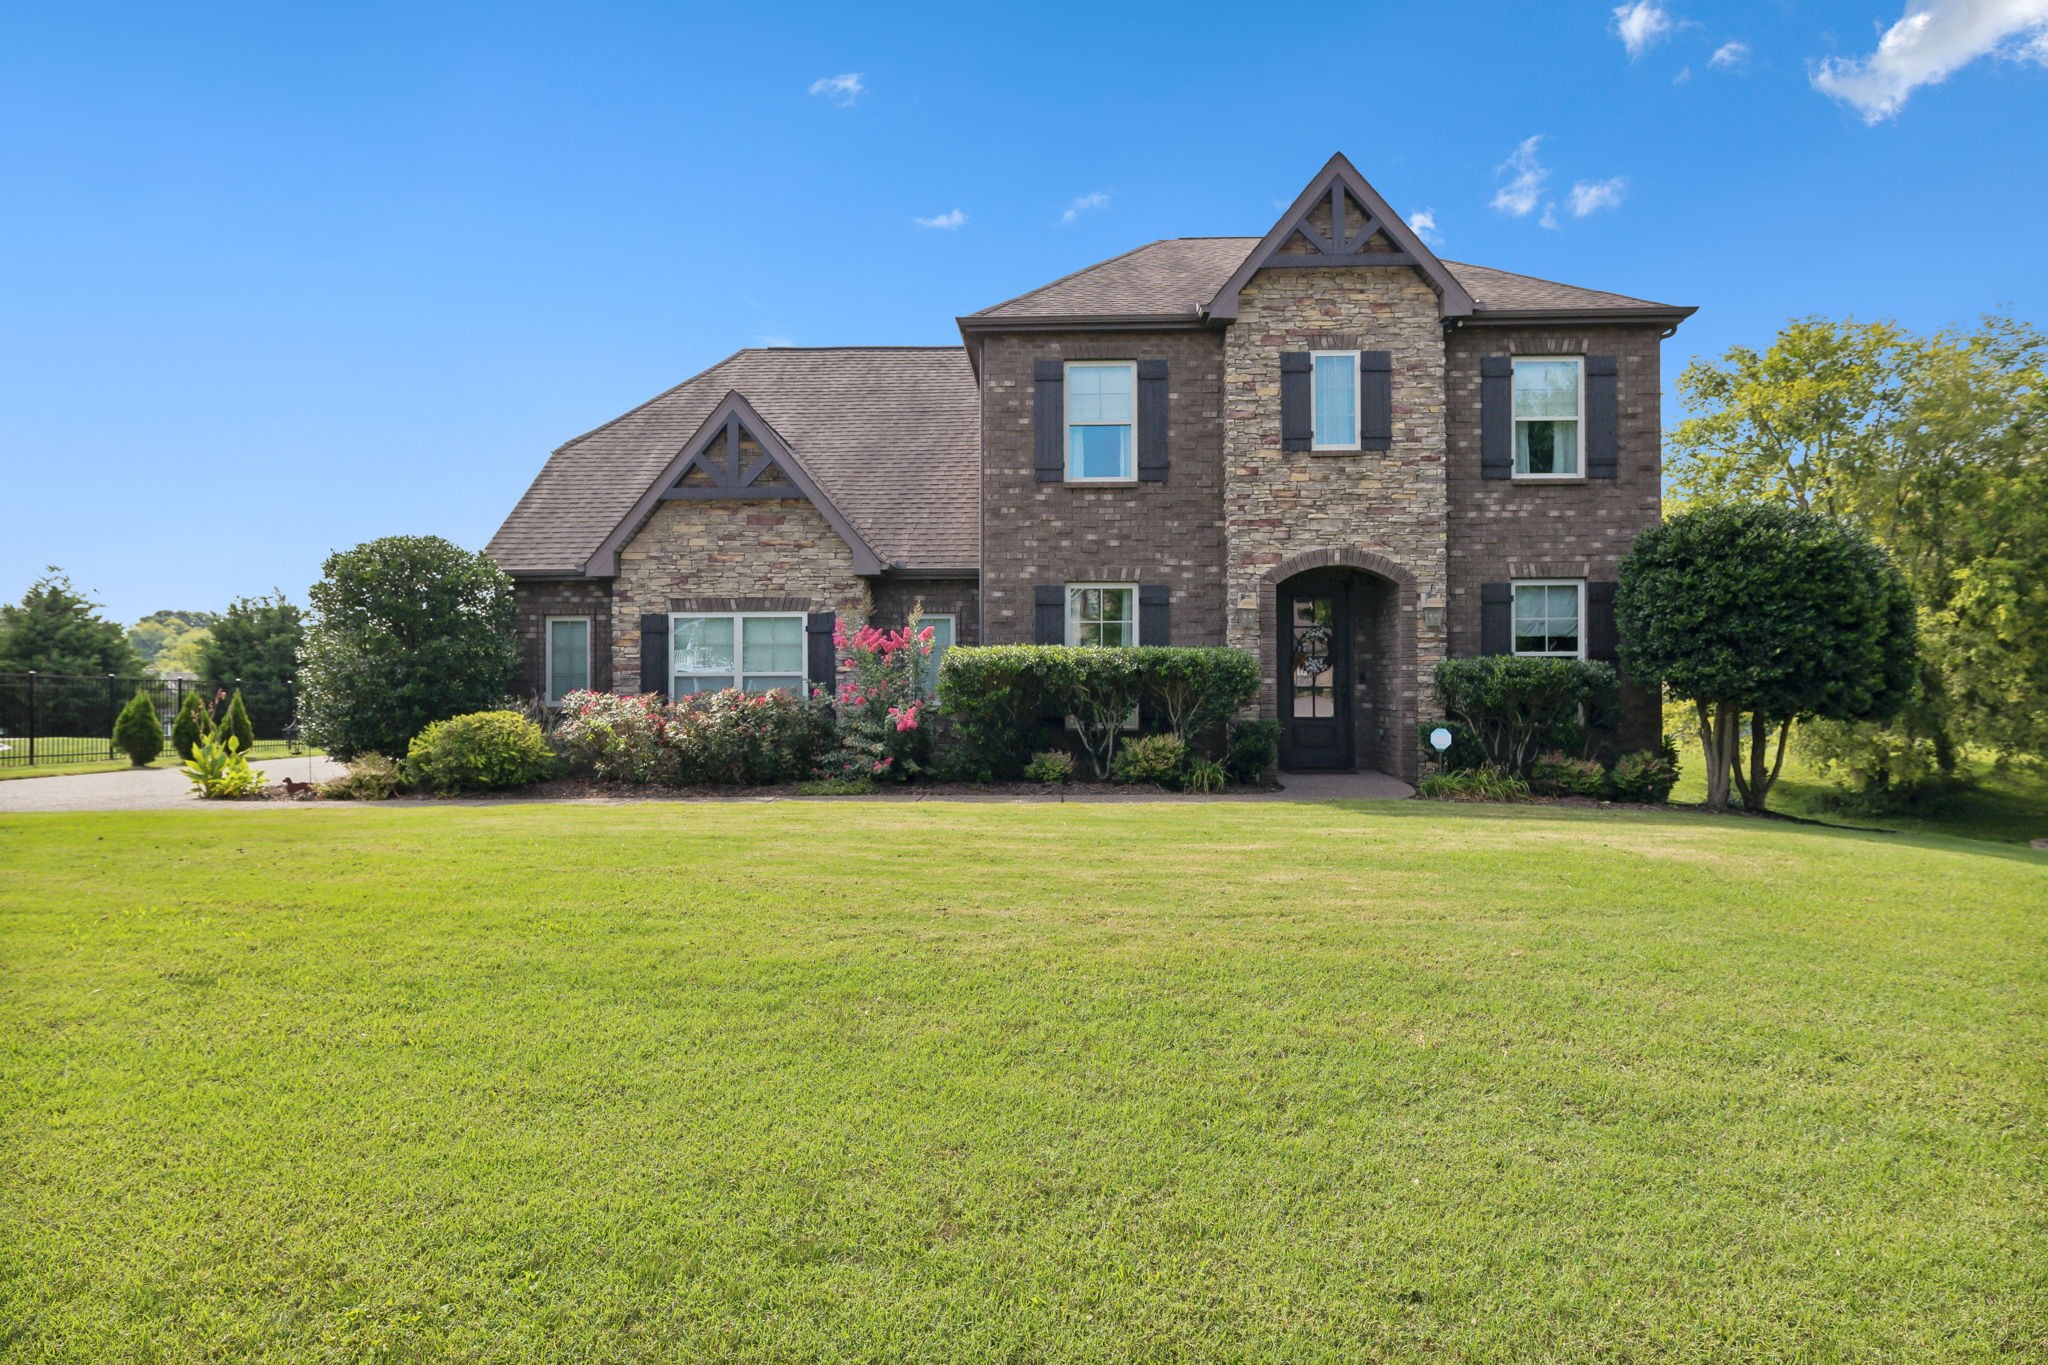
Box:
965, 239, 1169, 318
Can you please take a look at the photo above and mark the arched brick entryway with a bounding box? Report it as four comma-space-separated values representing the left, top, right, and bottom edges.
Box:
1260, 549, 1421, 780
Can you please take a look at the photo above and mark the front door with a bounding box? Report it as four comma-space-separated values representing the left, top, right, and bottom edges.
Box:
1278, 575, 1354, 770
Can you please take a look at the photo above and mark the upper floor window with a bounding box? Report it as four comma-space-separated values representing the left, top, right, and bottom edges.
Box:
1067, 584, 1135, 646
1512, 581, 1584, 658
671, 612, 805, 695
1311, 351, 1360, 450
545, 616, 590, 704
1066, 361, 1135, 481
1513, 358, 1581, 478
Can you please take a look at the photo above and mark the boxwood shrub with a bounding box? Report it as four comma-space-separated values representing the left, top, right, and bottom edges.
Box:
404, 710, 556, 794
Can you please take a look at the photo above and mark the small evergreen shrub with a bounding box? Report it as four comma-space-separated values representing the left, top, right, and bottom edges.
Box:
1023, 750, 1075, 785
1416, 766, 1531, 802
1530, 750, 1610, 798
181, 730, 266, 799
320, 753, 405, 800
112, 688, 163, 766
1183, 756, 1228, 794
1112, 732, 1186, 786
1223, 718, 1280, 784
171, 689, 211, 761
404, 710, 556, 794
1609, 748, 1680, 803
219, 689, 257, 757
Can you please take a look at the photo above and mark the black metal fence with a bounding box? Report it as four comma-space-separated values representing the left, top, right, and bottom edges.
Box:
0, 673, 298, 768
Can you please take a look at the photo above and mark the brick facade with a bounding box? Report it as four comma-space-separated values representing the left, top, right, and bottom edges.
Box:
1223, 266, 1450, 780
511, 577, 614, 701
1444, 324, 1667, 749
976, 330, 1227, 645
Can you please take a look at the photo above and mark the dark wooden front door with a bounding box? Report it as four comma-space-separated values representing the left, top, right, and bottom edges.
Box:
1278, 574, 1354, 770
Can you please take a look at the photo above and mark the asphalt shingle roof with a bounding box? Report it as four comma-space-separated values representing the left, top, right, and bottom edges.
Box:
487, 347, 979, 574
966, 238, 1686, 320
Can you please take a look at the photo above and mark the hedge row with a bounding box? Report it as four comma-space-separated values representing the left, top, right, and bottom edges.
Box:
936, 645, 1261, 779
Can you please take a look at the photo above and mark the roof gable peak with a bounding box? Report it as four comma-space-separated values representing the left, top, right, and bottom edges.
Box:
1206, 154, 1474, 321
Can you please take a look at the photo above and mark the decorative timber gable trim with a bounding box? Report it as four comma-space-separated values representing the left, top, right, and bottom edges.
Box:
582, 390, 886, 577
1206, 153, 1475, 322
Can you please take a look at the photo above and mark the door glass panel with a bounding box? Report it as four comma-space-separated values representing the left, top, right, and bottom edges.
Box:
1290, 597, 1336, 719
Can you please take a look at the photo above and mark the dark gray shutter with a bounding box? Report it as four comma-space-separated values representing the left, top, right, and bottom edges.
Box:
1585, 355, 1619, 479
1360, 350, 1393, 451
1280, 352, 1312, 451
806, 612, 836, 692
1480, 356, 1513, 479
1138, 584, 1170, 646
1137, 359, 1168, 482
1033, 585, 1064, 645
1585, 582, 1619, 661
1033, 359, 1064, 483
638, 613, 669, 696
1480, 584, 1512, 655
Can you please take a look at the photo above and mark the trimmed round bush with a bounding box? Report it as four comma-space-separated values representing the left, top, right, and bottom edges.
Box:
1023, 750, 1075, 785
403, 710, 555, 794
112, 688, 164, 766
1112, 732, 1186, 786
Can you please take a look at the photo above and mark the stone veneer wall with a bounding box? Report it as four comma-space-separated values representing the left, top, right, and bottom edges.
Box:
510, 578, 615, 701
977, 329, 1227, 645
1443, 324, 1667, 750
609, 498, 867, 688
1223, 266, 1449, 779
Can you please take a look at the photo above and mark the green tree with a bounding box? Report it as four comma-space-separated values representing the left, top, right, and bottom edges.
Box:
1617, 504, 1916, 812
112, 688, 164, 766
298, 536, 518, 759
1666, 315, 2048, 782
0, 570, 144, 678
128, 609, 219, 671
195, 593, 305, 737
218, 689, 256, 757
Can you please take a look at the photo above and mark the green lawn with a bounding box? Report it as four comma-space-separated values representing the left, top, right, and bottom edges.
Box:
0, 739, 313, 782
2, 803, 2042, 1362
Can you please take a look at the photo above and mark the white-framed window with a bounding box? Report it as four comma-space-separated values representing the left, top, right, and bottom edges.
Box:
1512, 580, 1585, 658
544, 616, 591, 704
919, 613, 956, 693
1311, 350, 1360, 450
1065, 361, 1136, 481
1066, 584, 1136, 647
670, 612, 807, 695
1513, 357, 1583, 478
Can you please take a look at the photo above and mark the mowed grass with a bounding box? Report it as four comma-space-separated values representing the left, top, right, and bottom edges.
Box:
1, 803, 2043, 1362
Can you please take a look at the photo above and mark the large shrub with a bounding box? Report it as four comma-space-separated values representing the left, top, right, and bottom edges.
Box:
404, 710, 555, 794
1617, 503, 1915, 811
298, 536, 518, 760
668, 689, 832, 785
820, 616, 933, 783
938, 645, 1262, 780
1428, 657, 1618, 775
111, 688, 163, 766
551, 690, 672, 784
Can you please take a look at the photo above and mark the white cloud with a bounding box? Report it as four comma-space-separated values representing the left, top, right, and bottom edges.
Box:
1614, 0, 1676, 57
807, 73, 865, 106
756, 334, 795, 348
1813, 0, 2048, 122
1059, 190, 1111, 225
1539, 203, 1560, 230
914, 208, 967, 230
1673, 64, 1694, 83
1569, 177, 1629, 216
1710, 39, 1751, 68
1490, 136, 1548, 216
1409, 207, 1442, 247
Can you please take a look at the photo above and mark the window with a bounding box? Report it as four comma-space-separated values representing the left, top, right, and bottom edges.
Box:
1311, 351, 1360, 450
1512, 581, 1584, 658
1513, 357, 1582, 477
545, 616, 590, 704
1066, 585, 1136, 646
670, 612, 806, 695
1065, 361, 1136, 481
919, 614, 956, 693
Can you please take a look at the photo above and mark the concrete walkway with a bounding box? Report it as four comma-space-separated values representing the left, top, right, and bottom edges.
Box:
0, 754, 342, 813
0, 759, 1408, 813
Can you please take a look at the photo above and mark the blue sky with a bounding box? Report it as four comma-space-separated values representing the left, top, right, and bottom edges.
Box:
5, 0, 2046, 623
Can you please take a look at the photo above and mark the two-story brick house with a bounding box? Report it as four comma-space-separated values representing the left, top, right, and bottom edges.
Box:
487, 155, 1693, 779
